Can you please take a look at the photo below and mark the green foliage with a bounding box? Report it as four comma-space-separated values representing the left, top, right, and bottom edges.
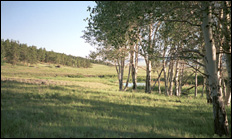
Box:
1, 40, 5, 65
7, 40, 20, 65
1, 55, 4, 65
19, 44, 28, 63
28, 46, 38, 65
1, 39, 92, 68
37, 48, 46, 62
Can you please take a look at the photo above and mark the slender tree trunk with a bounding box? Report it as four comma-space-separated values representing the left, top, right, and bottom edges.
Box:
123, 64, 131, 91
145, 57, 152, 93
225, 53, 231, 92
164, 65, 168, 95
224, 53, 231, 106
116, 57, 125, 91
222, 78, 226, 100
222, 1, 231, 96
175, 59, 180, 96
168, 60, 174, 96
151, 69, 163, 94
162, 46, 168, 96
115, 59, 122, 91
151, 68, 163, 90
225, 93, 231, 106
132, 44, 138, 90
217, 46, 223, 97
195, 63, 198, 97
178, 62, 184, 96
124, 45, 134, 91
224, 83, 231, 106
145, 23, 153, 94
166, 60, 171, 96
224, 77, 231, 106
120, 57, 125, 91
202, 77, 205, 97
220, 1, 231, 106
157, 70, 161, 94
201, 1, 229, 136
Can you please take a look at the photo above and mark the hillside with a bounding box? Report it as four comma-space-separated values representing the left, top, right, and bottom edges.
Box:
1, 39, 92, 68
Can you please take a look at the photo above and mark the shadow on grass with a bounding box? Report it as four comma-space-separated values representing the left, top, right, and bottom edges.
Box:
1, 80, 231, 138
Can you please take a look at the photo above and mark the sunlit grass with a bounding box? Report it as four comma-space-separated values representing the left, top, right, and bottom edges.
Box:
1, 63, 231, 138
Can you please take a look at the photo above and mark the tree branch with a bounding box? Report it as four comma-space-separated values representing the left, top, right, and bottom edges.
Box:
159, 19, 201, 27
151, 68, 164, 90
185, 61, 208, 77
191, 59, 206, 68
180, 49, 205, 57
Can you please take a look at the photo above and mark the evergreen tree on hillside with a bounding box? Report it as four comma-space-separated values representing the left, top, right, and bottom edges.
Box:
37, 48, 46, 62
1, 39, 92, 68
28, 46, 38, 65
1, 39, 5, 65
19, 44, 29, 64
8, 40, 20, 65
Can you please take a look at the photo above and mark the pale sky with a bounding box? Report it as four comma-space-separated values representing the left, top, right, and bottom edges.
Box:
1, 1, 97, 58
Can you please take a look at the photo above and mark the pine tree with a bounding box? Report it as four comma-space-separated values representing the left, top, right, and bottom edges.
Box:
19, 44, 28, 64
28, 46, 38, 65
1, 39, 5, 65
8, 40, 20, 65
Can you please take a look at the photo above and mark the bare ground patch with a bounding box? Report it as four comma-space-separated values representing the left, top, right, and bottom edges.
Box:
1, 77, 112, 89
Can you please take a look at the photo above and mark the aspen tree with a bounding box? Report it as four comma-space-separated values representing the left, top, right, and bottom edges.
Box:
201, 1, 229, 136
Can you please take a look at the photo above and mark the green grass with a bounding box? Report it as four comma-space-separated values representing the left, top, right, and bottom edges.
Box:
1, 63, 231, 138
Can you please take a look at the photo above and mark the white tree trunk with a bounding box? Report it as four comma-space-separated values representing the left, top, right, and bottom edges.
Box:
123, 63, 131, 91
164, 63, 168, 95
157, 70, 161, 94
168, 60, 174, 96
145, 57, 152, 93
120, 57, 125, 91
224, 78, 231, 106
203, 55, 212, 103
116, 57, 125, 91
220, 1, 231, 106
222, 78, 226, 100
162, 46, 168, 96
175, 59, 180, 96
202, 77, 205, 97
217, 47, 223, 97
132, 44, 139, 90
201, 1, 229, 136
124, 44, 134, 91
145, 23, 153, 93
178, 62, 184, 96
195, 63, 198, 97
225, 85, 231, 106
115, 59, 122, 91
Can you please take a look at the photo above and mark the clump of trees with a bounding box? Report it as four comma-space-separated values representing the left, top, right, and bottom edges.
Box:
82, 1, 231, 136
1, 39, 92, 68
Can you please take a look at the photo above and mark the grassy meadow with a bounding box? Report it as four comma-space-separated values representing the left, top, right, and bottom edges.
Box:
1, 63, 231, 138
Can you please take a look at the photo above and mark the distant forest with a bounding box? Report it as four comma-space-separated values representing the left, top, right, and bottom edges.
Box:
1, 39, 93, 68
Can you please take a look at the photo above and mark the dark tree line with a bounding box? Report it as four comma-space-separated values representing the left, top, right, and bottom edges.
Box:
1, 39, 92, 68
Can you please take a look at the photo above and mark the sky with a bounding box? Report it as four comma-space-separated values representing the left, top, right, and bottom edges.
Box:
1, 1, 97, 58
